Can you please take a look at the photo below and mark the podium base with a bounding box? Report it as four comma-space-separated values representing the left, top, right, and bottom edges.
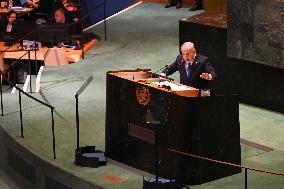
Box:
143, 177, 185, 189
75, 146, 107, 168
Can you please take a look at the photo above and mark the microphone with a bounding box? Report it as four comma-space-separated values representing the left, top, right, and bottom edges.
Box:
136, 68, 151, 72
152, 65, 169, 75
152, 65, 174, 81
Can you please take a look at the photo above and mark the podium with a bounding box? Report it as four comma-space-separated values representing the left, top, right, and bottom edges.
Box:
105, 70, 241, 185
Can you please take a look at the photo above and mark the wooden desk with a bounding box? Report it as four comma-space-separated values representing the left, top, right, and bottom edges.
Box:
63, 39, 97, 62
1, 42, 45, 60
0, 7, 34, 16
0, 39, 97, 63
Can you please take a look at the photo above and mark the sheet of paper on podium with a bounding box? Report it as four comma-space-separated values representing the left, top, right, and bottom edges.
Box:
152, 81, 193, 91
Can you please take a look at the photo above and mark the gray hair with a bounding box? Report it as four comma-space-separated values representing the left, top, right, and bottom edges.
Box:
181, 42, 195, 51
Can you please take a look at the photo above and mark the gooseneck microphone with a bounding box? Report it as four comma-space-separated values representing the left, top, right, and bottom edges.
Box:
152, 65, 168, 79
152, 65, 174, 81
152, 64, 169, 76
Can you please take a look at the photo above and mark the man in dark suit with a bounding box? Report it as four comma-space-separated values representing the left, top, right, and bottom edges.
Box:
52, 0, 80, 23
161, 42, 217, 91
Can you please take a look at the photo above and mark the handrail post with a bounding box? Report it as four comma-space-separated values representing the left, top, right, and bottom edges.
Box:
34, 29, 38, 74
80, 36, 84, 59
76, 95, 80, 150
18, 90, 24, 138
1, 64, 56, 158
74, 75, 94, 152
245, 168, 248, 189
51, 108, 56, 159
0, 75, 3, 116
104, 0, 107, 41
28, 51, 32, 93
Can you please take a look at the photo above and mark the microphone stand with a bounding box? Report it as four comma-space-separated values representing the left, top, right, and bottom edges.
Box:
143, 98, 181, 189
151, 65, 168, 78
154, 65, 169, 73
151, 65, 174, 81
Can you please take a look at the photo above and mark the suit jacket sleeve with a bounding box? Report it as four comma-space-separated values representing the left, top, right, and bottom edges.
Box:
161, 55, 181, 76
205, 59, 217, 80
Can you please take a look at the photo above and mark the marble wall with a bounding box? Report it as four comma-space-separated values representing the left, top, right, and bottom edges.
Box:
228, 0, 284, 69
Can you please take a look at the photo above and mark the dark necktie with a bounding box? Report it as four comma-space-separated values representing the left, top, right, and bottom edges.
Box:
187, 64, 191, 79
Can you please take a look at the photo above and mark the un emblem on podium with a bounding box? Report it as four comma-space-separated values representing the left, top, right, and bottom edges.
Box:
136, 87, 150, 106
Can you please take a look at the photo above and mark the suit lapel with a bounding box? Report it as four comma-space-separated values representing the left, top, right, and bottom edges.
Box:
180, 61, 187, 79
179, 55, 200, 82
189, 57, 199, 81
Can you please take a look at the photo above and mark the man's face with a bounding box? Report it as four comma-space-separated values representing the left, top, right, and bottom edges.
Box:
8, 13, 16, 24
181, 48, 196, 64
55, 10, 65, 24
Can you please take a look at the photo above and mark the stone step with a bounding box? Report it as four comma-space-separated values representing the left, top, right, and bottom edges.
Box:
24, 75, 37, 93
11, 84, 24, 94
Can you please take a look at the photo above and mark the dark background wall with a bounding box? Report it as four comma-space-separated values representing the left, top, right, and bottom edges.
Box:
227, 0, 284, 112
180, 4, 284, 113
227, 0, 284, 69
81, 0, 135, 24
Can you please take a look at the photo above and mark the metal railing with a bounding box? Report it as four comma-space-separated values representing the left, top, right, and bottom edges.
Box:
75, 74, 94, 150
0, 53, 56, 159
168, 148, 284, 189
2, 49, 35, 92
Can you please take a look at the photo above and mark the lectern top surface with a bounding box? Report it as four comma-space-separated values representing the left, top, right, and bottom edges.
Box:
109, 71, 199, 97
152, 80, 194, 91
